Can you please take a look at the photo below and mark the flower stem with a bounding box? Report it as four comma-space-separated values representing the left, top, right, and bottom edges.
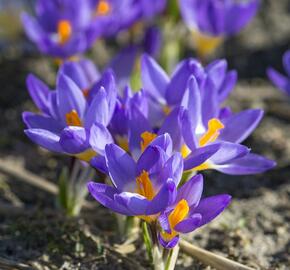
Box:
164, 245, 179, 270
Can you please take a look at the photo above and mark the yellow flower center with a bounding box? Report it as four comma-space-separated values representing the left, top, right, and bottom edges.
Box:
180, 144, 191, 159
161, 199, 189, 241
96, 0, 111, 15
65, 110, 83, 127
54, 55, 79, 67
74, 149, 97, 162
116, 135, 129, 152
181, 118, 224, 173
163, 105, 171, 116
136, 170, 155, 201
192, 30, 223, 58
199, 118, 224, 147
140, 131, 157, 152
57, 20, 72, 45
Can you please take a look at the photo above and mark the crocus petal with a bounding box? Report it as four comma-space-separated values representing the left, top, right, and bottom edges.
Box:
174, 213, 202, 233
219, 106, 232, 120
181, 76, 202, 131
219, 109, 263, 143
205, 59, 227, 91
88, 69, 117, 122
193, 194, 231, 226
107, 46, 138, 90
157, 153, 184, 187
215, 153, 276, 175
158, 107, 185, 151
24, 128, 62, 153
57, 74, 86, 124
158, 234, 179, 249
22, 112, 63, 133
283, 50, 290, 77
146, 179, 177, 215
59, 126, 90, 154
128, 106, 152, 159
47, 92, 61, 120
105, 144, 136, 191
21, 13, 44, 43
218, 70, 237, 102
176, 174, 203, 208
141, 53, 169, 103
267, 67, 290, 95
158, 211, 171, 233
90, 155, 108, 174
115, 192, 149, 215
143, 26, 162, 58
60, 61, 89, 90
89, 123, 113, 155
78, 59, 100, 85
201, 77, 219, 126
209, 142, 250, 165
166, 59, 203, 105
149, 133, 173, 156
129, 89, 149, 117
87, 182, 132, 215
85, 87, 109, 128
225, 0, 259, 35
136, 146, 167, 177
182, 110, 199, 150
26, 74, 50, 115
184, 143, 220, 171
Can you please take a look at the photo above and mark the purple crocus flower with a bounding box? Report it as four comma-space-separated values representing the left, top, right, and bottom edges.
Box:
179, 0, 259, 56
87, 135, 182, 218
267, 50, 290, 96
22, 0, 100, 59
89, 0, 140, 38
141, 54, 237, 127
181, 76, 276, 175
21, 0, 146, 59
158, 174, 231, 248
141, 54, 275, 175
22, 65, 117, 162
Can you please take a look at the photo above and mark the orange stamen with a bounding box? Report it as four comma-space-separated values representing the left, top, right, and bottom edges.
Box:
136, 171, 155, 201
180, 144, 191, 159
57, 20, 72, 45
96, 0, 110, 15
163, 105, 171, 116
199, 118, 224, 147
161, 199, 189, 241
140, 131, 157, 152
65, 110, 83, 126
82, 88, 90, 98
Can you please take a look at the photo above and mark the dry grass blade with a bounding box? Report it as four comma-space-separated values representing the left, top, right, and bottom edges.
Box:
0, 257, 31, 270
179, 239, 254, 270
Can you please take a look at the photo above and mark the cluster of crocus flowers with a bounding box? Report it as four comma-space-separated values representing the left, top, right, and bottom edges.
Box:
179, 0, 260, 57
21, 0, 166, 59
268, 50, 290, 96
23, 60, 116, 162
23, 54, 275, 250
88, 137, 231, 249
20, 0, 277, 266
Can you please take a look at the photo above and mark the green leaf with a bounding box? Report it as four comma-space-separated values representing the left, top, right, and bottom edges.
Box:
57, 166, 69, 211
142, 222, 153, 262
